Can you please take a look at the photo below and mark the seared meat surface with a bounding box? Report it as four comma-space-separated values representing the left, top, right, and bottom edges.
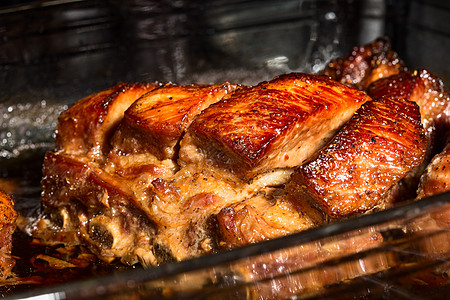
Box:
289, 97, 426, 218
323, 37, 406, 90
110, 83, 239, 161
56, 82, 160, 161
417, 142, 450, 199
27, 73, 373, 265
0, 190, 17, 279
183, 73, 369, 180
367, 69, 450, 133
366, 70, 450, 201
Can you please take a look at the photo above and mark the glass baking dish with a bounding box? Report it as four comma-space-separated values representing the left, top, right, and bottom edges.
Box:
1, 0, 449, 299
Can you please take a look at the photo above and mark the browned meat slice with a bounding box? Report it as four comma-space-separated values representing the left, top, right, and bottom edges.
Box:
417, 142, 450, 199
110, 83, 239, 160
55, 82, 160, 160
367, 70, 450, 202
290, 97, 427, 218
367, 69, 450, 132
323, 37, 406, 90
182, 73, 370, 180
0, 190, 17, 279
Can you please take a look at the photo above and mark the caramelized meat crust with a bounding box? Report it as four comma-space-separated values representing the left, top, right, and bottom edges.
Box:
323, 37, 406, 90
55, 82, 160, 160
367, 69, 450, 131
185, 73, 370, 179
111, 83, 239, 160
0, 190, 17, 279
417, 142, 450, 199
291, 97, 427, 218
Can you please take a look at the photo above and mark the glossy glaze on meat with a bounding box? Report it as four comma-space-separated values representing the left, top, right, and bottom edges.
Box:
367, 69, 450, 132
417, 142, 450, 199
323, 37, 406, 90
56, 82, 161, 161
367, 69, 450, 202
111, 83, 239, 160
290, 97, 427, 218
184, 73, 370, 179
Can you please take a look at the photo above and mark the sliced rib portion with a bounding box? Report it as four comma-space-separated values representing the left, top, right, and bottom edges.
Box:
0, 190, 17, 280
323, 37, 406, 90
290, 97, 427, 218
367, 69, 450, 131
55, 82, 160, 160
182, 73, 370, 180
417, 142, 450, 199
367, 69, 450, 201
111, 83, 239, 160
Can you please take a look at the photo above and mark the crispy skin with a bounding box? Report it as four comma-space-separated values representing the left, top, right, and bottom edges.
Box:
0, 190, 17, 279
111, 83, 239, 160
291, 97, 427, 218
184, 73, 370, 180
55, 82, 160, 160
323, 37, 406, 90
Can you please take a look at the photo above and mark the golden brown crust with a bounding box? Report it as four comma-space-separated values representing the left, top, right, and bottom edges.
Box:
55, 82, 160, 160
187, 73, 370, 179
323, 37, 406, 90
111, 83, 239, 160
367, 69, 450, 130
291, 97, 427, 218
417, 142, 450, 199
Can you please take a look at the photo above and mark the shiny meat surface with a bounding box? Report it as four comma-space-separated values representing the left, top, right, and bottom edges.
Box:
290, 97, 427, 218
367, 69, 450, 202
29, 72, 373, 265
323, 37, 406, 90
367, 69, 450, 131
417, 142, 450, 199
0, 190, 17, 279
184, 73, 370, 179
111, 83, 239, 160
55, 82, 160, 161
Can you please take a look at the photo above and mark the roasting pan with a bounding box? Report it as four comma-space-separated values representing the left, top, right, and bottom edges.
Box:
1, 0, 449, 299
